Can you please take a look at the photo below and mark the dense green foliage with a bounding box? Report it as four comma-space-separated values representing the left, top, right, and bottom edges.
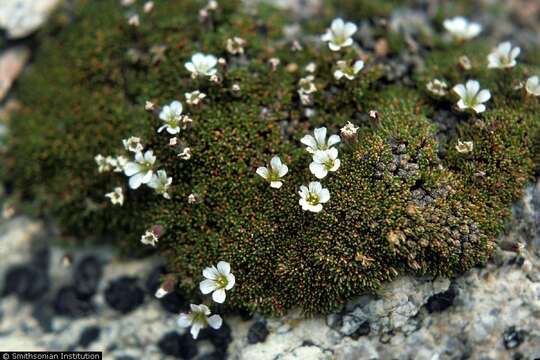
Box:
3, 0, 539, 314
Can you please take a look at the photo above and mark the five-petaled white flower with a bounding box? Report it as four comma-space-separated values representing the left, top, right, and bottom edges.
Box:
256, 156, 288, 189
140, 230, 158, 247
298, 75, 317, 95
123, 136, 144, 153
453, 80, 491, 114
177, 304, 223, 339
185, 53, 218, 78
124, 150, 156, 189
298, 182, 330, 213
158, 101, 183, 134
226, 37, 247, 55
105, 187, 124, 206
200, 261, 235, 304
321, 18, 357, 51
455, 140, 474, 153
525, 76, 540, 96
185, 91, 206, 105
426, 79, 449, 96
334, 60, 364, 80
309, 148, 341, 179
148, 170, 172, 199
301, 127, 341, 154
443, 17, 482, 41
487, 42, 520, 69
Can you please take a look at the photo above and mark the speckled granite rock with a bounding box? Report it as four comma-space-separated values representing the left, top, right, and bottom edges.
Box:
0, 0, 61, 39
0, 181, 538, 359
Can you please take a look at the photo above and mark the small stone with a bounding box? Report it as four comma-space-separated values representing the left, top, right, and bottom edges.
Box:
53, 286, 94, 317
203, 321, 232, 355
503, 326, 526, 350
247, 320, 269, 344
350, 321, 371, 339
78, 326, 101, 348
2, 264, 49, 301
158, 331, 198, 359
74, 255, 103, 299
104, 277, 145, 314
425, 287, 457, 313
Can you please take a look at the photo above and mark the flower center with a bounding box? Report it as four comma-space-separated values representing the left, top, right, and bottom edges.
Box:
269, 170, 281, 182
323, 159, 335, 170
216, 275, 228, 289
306, 193, 320, 205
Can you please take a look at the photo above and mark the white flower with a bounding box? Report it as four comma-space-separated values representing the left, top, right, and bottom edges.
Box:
268, 57, 280, 71
452, 80, 491, 114
128, 14, 140, 27
178, 147, 192, 160
298, 75, 316, 95
95, 154, 111, 173
105, 187, 124, 206
301, 127, 340, 154
426, 79, 448, 96
321, 18, 357, 51
340, 121, 358, 140
455, 140, 474, 153
124, 150, 156, 189
305, 62, 317, 73
309, 148, 340, 179
226, 37, 247, 55
111, 156, 128, 172
199, 261, 235, 303
140, 230, 158, 247
443, 17, 481, 41
298, 182, 330, 213
188, 193, 200, 204
185, 91, 206, 105
148, 170, 172, 199
185, 53, 218, 78
487, 42, 520, 69
334, 60, 364, 80
145, 101, 155, 110
143, 1, 154, 13
256, 156, 288, 188
177, 304, 223, 339
123, 136, 144, 153
158, 101, 183, 134
525, 76, 540, 96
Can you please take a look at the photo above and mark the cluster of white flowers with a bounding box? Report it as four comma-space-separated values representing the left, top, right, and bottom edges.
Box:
185, 90, 206, 105
178, 261, 235, 339
426, 79, 448, 96
297, 75, 316, 105
455, 140, 474, 154
95, 154, 128, 173
226, 37, 247, 55
105, 187, 124, 206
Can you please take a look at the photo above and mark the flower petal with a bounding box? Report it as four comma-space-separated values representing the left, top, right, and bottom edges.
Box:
177, 314, 192, 328
200, 279, 217, 294
217, 261, 230, 275
208, 315, 223, 330
212, 288, 226, 303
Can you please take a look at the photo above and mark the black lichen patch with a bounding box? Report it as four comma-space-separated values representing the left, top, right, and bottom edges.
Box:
247, 320, 269, 344
78, 326, 101, 348
158, 331, 198, 360
104, 277, 145, 314
2, 0, 539, 315
53, 286, 95, 318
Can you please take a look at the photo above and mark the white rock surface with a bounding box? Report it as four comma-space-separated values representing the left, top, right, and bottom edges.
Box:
0, 0, 61, 39
0, 47, 29, 101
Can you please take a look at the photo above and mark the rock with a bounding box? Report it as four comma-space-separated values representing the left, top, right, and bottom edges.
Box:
247, 320, 269, 344
104, 277, 145, 314
78, 326, 101, 348
157, 331, 198, 359
202, 321, 232, 355
503, 326, 527, 350
0, 47, 30, 101
2, 264, 49, 300
0, 0, 61, 39
53, 286, 94, 317
73, 255, 103, 299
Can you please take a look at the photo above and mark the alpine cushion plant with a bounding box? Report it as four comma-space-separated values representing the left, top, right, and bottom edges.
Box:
3, 0, 540, 316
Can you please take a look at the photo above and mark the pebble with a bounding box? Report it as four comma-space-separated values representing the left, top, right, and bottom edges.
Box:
2, 264, 49, 300
73, 255, 103, 299
104, 277, 145, 314
158, 331, 198, 359
78, 326, 101, 348
53, 286, 94, 317
247, 320, 269, 344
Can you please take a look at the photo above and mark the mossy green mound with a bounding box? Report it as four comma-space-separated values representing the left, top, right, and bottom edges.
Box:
4, 0, 539, 315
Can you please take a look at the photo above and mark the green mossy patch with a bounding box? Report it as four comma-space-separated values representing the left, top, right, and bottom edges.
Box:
3, 0, 539, 315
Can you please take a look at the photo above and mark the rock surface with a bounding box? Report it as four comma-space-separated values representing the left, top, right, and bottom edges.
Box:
0, 0, 61, 39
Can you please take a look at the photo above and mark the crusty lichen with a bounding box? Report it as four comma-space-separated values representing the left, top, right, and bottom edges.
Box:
3, 0, 539, 315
